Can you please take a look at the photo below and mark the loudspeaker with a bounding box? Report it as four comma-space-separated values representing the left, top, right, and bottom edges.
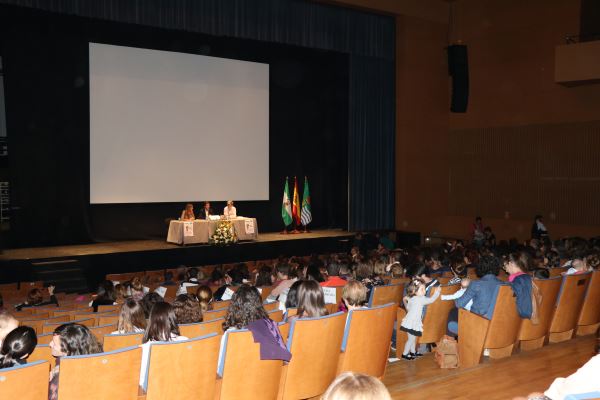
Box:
448, 45, 469, 113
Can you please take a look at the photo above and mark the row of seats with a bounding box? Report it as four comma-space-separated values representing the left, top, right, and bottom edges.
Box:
394, 270, 600, 368
1, 303, 398, 400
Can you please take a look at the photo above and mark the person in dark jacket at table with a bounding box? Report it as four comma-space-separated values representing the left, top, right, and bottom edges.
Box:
198, 201, 214, 220
15, 286, 59, 311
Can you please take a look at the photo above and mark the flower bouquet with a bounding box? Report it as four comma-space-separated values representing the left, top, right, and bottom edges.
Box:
210, 220, 237, 245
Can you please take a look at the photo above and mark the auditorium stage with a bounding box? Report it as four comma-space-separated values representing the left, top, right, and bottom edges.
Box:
0, 229, 354, 291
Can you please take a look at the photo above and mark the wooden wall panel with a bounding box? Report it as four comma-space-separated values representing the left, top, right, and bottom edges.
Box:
449, 121, 600, 226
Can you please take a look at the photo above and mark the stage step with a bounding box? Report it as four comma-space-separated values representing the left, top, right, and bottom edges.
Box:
30, 259, 89, 294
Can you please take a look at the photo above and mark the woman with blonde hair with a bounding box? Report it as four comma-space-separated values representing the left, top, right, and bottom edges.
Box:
322, 372, 391, 400
196, 285, 213, 313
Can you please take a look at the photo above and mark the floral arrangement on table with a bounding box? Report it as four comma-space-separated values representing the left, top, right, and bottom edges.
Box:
210, 220, 237, 245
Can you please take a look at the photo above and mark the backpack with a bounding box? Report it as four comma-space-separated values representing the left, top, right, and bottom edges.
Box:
434, 335, 459, 368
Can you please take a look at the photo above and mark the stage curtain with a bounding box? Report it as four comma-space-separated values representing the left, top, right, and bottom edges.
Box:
0, 0, 395, 233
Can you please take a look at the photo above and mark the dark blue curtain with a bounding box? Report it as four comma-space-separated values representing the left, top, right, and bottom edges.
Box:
0, 0, 395, 231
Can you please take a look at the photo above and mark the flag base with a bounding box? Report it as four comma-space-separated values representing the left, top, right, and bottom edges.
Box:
303, 226, 311, 233
291, 229, 301, 234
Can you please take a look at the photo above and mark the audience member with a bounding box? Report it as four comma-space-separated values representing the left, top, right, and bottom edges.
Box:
140, 302, 188, 386
49, 323, 103, 400
504, 253, 534, 319
341, 281, 368, 311
0, 312, 18, 347
296, 280, 328, 319
91, 281, 117, 312
270, 264, 297, 299
0, 326, 37, 368
322, 372, 391, 400
400, 280, 441, 360
140, 292, 164, 319
113, 298, 147, 334
254, 266, 274, 287
172, 294, 202, 324
222, 284, 270, 330
15, 286, 58, 311
196, 285, 213, 313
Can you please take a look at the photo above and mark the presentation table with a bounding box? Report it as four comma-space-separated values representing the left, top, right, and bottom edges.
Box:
166, 217, 258, 245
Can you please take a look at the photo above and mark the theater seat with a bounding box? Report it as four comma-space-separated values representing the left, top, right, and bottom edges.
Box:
548, 273, 591, 343
0, 360, 49, 399
89, 324, 117, 344
368, 284, 403, 307
179, 318, 224, 338
418, 284, 460, 345
337, 303, 396, 379
216, 329, 284, 400
576, 270, 600, 336
103, 332, 144, 352
204, 308, 228, 322
57, 346, 142, 400
518, 277, 562, 350
28, 345, 55, 370
144, 334, 220, 400
42, 318, 94, 334
264, 301, 279, 312
212, 300, 232, 310
278, 312, 346, 400
458, 284, 521, 368
268, 309, 284, 323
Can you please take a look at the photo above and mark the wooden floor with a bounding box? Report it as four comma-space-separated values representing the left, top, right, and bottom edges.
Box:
383, 335, 596, 400
0, 229, 351, 261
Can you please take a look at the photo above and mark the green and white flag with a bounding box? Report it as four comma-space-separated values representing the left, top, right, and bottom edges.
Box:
301, 176, 312, 226
282, 177, 293, 226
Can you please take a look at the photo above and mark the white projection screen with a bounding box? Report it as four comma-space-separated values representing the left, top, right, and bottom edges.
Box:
89, 43, 269, 204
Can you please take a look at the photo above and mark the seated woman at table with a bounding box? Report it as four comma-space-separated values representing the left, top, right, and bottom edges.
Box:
223, 200, 237, 218
180, 203, 195, 221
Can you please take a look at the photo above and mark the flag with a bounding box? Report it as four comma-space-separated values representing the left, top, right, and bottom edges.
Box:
282, 177, 293, 226
292, 176, 301, 225
301, 176, 312, 226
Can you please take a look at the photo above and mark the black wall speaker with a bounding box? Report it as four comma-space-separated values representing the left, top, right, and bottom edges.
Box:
448, 44, 469, 113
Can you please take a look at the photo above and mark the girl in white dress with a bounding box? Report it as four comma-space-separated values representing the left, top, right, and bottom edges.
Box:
400, 280, 441, 360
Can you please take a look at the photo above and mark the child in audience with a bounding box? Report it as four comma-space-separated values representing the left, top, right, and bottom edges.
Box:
254, 266, 274, 287
341, 281, 368, 312
49, 323, 103, 400
400, 280, 441, 360
295, 280, 328, 319
0, 326, 37, 368
113, 298, 147, 334
196, 285, 213, 313
15, 285, 58, 311
114, 283, 129, 304
0, 311, 18, 347
565, 256, 591, 275
448, 258, 468, 285
172, 294, 202, 324
407, 263, 440, 292
322, 371, 391, 400
140, 302, 188, 387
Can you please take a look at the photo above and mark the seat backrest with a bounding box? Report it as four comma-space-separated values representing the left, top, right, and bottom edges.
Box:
550, 273, 591, 333
278, 322, 290, 342
89, 324, 117, 344
97, 305, 120, 313
337, 303, 396, 378
212, 300, 231, 310
58, 346, 142, 400
216, 329, 284, 400
519, 277, 562, 341
268, 309, 284, 323
578, 270, 600, 327
484, 285, 522, 349
28, 345, 56, 370
260, 286, 274, 301
549, 267, 569, 277
419, 284, 460, 344
0, 360, 49, 399
42, 318, 94, 334
98, 315, 120, 326
37, 332, 54, 345
74, 311, 114, 325
179, 318, 224, 338
22, 315, 71, 334
368, 284, 403, 307
279, 312, 346, 400
144, 334, 220, 400
103, 332, 144, 352
285, 308, 298, 320
51, 309, 78, 320
203, 308, 228, 322
263, 301, 279, 312
324, 303, 339, 315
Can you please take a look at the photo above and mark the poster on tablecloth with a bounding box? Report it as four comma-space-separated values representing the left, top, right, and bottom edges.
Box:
244, 219, 255, 234
183, 221, 194, 236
